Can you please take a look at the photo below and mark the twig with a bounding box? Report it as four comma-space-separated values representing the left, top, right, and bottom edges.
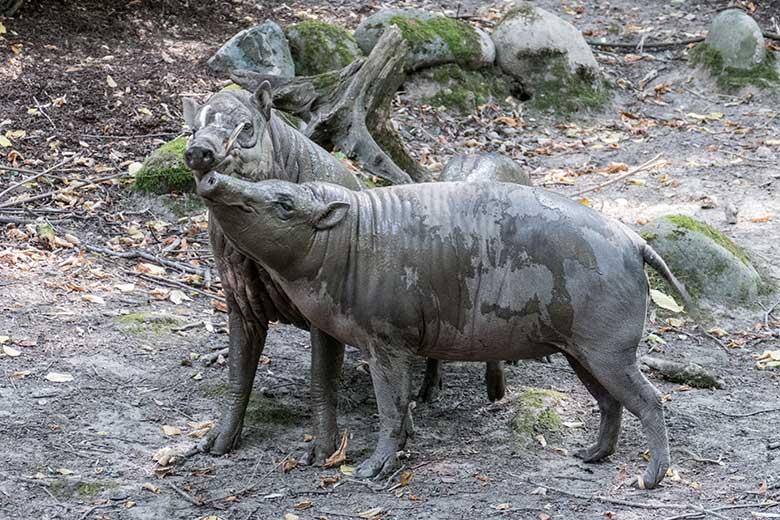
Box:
665, 502, 780, 520
699, 330, 730, 353
0, 158, 72, 200
677, 447, 725, 466
166, 480, 202, 506
204, 454, 290, 505
84, 244, 205, 275
80, 132, 181, 140
571, 154, 663, 197
705, 406, 780, 418
79, 504, 115, 520
587, 36, 704, 50
126, 270, 224, 302
0, 215, 70, 225
764, 299, 780, 331
522, 478, 680, 510
33, 96, 56, 128
0, 172, 130, 209
200, 347, 229, 366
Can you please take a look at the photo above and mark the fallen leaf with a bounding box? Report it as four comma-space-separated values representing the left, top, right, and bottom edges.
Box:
11, 370, 32, 380
707, 327, 728, 337
169, 289, 192, 305
294, 500, 313, 510
357, 507, 384, 519
6, 130, 25, 139
106, 75, 118, 88
82, 294, 105, 305
0, 336, 9, 344
136, 262, 166, 276
687, 112, 724, 121
45, 372, 74, 383
689, 481, 701, 490
0, 135, 12, 148
114, 283, 135, 292
282, 458, 299, 473
152, 446, 177, 466
162, 425, 181, 437
495, 503, 512, 510
0, 21, 5, 35
750, 215, 771, 223
339, 464, 354, 476
324, 430, 348, 468
138, 107, 153, 117
142, 482, 160, 493
303, 434, 313, 442
650, 289, 684, 313
666, 467, 681, 481
3, 346, 21, 357
399, 470, 413, 486
539, 513, 552, 520
283, 514, 300, 520
56, 468, 74, 475
124, 500, 136, 508
319, 474, 341, 488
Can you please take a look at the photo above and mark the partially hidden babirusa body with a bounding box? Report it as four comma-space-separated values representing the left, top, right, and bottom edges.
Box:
197, 172, 691, 490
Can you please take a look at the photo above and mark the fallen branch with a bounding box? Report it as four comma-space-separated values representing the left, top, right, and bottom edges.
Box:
166, 480, 202, 506
705, 406, 780, 418
640, 355, 724, 389
0, 215, 70, 225
0, 171, 130, 209
0, 157, 73, 200
571, 154, 663, 197
125, 270, 224, 302
85, 244, 205, 276
200, 347, 229, 366
587, 36, 704, 50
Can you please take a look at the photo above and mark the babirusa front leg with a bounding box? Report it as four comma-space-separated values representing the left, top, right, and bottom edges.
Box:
355, 346, 413, 479
309, 328, 345, 464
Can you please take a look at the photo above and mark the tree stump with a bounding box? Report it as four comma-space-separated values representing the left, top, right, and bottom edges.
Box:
231, 27, 429, 184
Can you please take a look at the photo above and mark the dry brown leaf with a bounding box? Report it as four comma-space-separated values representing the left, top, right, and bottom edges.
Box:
142, 482, 160, 493
136, 262, 166, 276
357, 507, 384, 519
324, 430, 348, 468
319, 474, 341, 488
293, 500, 313, 510
162, 425, 181, 437
82, 294, 105, 305
282, 458, 299, 473
750, 215, 771, 223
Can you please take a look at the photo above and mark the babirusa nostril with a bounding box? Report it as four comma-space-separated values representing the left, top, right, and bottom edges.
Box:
208, 176, 216, 186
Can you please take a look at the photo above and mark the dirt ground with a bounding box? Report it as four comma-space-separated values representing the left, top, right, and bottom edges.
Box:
1, 1, 780, 519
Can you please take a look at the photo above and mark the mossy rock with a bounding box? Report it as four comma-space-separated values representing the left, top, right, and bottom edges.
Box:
411, 64, 513, 113
134, 137, 194, 194
354, 8, 494, 70
689, 43, 778, 91
492, 4, 608, 114
286, 21, 362, 76
510, 388, 565, 448
641, 215, 761, 306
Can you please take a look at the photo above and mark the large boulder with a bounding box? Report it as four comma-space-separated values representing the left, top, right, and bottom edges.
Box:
492, 3, 606, 112
354, 8, 494, 70
286, 21, 362, 76
207, 21, 295, 77
640, 215, 762, 306
689, 10, 776, 90
404, 64, 513, 113
134, 137, 194, 194
440, 152, 531, 185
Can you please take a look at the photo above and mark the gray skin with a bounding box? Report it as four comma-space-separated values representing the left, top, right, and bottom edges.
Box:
182, 83, 362, 464
196, 172, 691, 490
427, 152, 534, 402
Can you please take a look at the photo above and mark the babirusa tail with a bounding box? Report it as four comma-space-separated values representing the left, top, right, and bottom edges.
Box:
642, 244, 693, 311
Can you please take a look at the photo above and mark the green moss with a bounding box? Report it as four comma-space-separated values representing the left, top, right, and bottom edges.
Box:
220, 83, 243, 92
288, 21, 360, 76
134, 137, 194, 194
49, 480, 103, 498
503, 2, 541, 23
511, 389, 565, 446
373, 127, 422, 179
690, 43, 779, 90
115, 312, 184, 335
311, 70, 341, 90
245, 396, 304, 427
664, 215, 749, 265
524, 51, 609, 114
358, 174, 392, 189
390, 15, 481, 65
423, 64, 512, 112
276, 110, 303, 129
76, 482, 103, 497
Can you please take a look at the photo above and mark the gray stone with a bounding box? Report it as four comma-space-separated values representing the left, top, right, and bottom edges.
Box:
207, 21, 294, 77
286, 21, 362, 76
354, 8, 494, 70
641, 215, 761, 306
705, 9, 765, 70
492, 3, 599, 94
439, 152, 531, 185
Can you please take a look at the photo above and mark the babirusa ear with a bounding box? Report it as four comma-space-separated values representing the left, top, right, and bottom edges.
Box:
182, 98, 200, 129
314, 201, 350, 230
253, 80, 273, 121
